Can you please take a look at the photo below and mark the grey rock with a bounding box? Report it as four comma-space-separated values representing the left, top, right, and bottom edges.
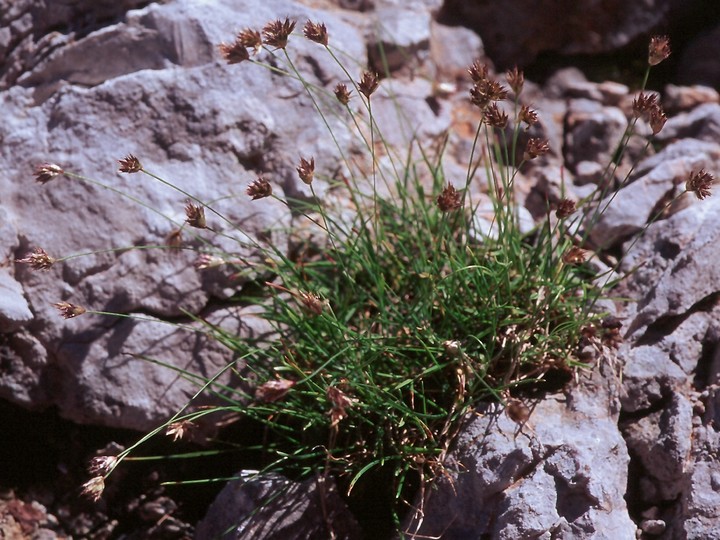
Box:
405, 367, 635, 539
0, 270, 33, 332
589, 139, 720, 249
563, 98, 627, 177
368, 6, 431, 73
0, 0, 367, 430
195, 473, 361, 540
663, 84, 719, 115
655, 102, 720, 144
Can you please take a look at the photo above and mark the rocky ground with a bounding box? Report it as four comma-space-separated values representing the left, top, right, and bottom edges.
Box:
2, 0, 720, 538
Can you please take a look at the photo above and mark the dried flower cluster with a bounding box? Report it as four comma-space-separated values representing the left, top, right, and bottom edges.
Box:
262, 18, 296, 49
166, 420, 195, 442
297, 157, 315, 185
686, 169, 714, 200
327, 386, 358, 427
358, 71, 379, 99
184, 201, 207, 229
562, 246, 587, 265
246, 177, 272, 200
437, 183, 463, 212
34, 163, 64, 184
16, 247, 56, 270
255, 378, 296, 403
523, 138, 550, 160
334, 83, 352, 105
648, 35, 671, 66
555, 198, 577, 219
53, 301, 86, 319
299, 291, 326, 316
632, 92, 667, 135
303, 20, 328, 46
118, 154, 142, 173
88, 455, 118, 476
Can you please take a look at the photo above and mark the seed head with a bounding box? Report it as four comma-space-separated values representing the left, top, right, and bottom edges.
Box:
443, 340, 462, 357
470, 79, 508, 109
218, 40, 250, 64
194, 254, 225, 269
649, 106, 667, 135
327, 386, 358, 427
237, 28, 263, 54
88, 456, 118, 476
82, 477, 105, 502
555, 198, 576, 219
166, 420, 195, 442
562, 246, 587, 265
506, 399, 530, 423
648, 35, 671, 66
117, 154, 142, 173
303, 20, 328, 46
334, 83, 352, 105
53, 301, 86, 319
483, 103, 508, 129
437, 183, 463, 212
246, 177, 273, 200
34, 163, 64, 184
300, 291, 326, 316
297, 157, 315, 185
16, 247, 56, 270
631, 92, 658, 120
255, 378, 296, 403
506, 66, 524, 95
184, 201, 207, 229
519, 105, 538, 128
165, 228, 183, 249
686, 169, 714, 200
358, 71, 379, 99
262, 18, 296, 49
523, 138, 550, 160
468, 60, 489, 84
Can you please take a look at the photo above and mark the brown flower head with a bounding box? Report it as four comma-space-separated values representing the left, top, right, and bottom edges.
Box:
523, 138, 550, 160
237, 28, 263, 54
300, 291, 326, 316
262, 18, 296, 49
327, 386, 358, 427
194, 254, 225, 270
443, 340, 462, 358
82, 477, 105, 502
631, 92, 658, 120
16, 247, 56, 270
219, 40, 250, 64
184, 201, 207, 229
255, 378, 296, 403
649, 106, 667, 135
303, 20, 328, 45
334, 83, 352, 105
88, 456, 119, 476
297, 157, 315, 185
562, 246, 587, 265
53, 301, 86, 319
468, 60, 489, 84
519, 105, 538, 128
118, 154, 142, 173
649, 35, 671, 66
437, 183, 463, 212
166, 420, 195, 442
246, 177, 272, 200
470, 79, 508, 110
686, 169, 714, 200
505, 399, 530, 424
358, 71, 379, 99
506, 66, 524, 95
555, 198, 577, 219
34, 163, 64, 184
483, 103, 508, 129
165, 228, 183, 249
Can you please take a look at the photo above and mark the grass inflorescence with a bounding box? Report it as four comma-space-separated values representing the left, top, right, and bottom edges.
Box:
21, 24, 714, 538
